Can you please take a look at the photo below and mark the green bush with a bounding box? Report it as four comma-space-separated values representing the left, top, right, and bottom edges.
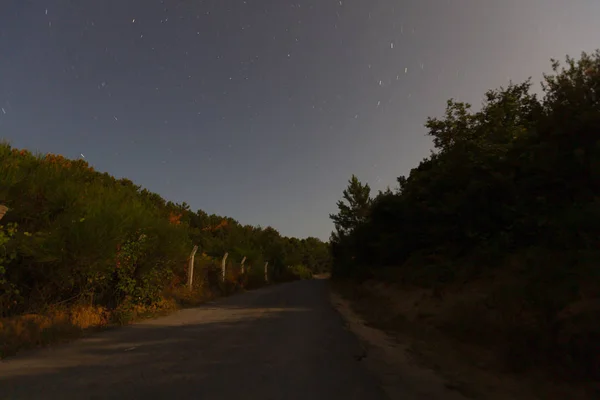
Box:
0, 222, 22, 316
0, 142, 331, 318
289, 265, 313, 280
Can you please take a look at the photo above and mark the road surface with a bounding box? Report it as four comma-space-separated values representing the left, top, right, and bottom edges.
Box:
0, 280, 388, 400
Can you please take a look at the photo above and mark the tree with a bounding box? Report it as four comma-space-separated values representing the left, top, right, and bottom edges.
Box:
328, 49, 600, 281
329, 175, 372, 238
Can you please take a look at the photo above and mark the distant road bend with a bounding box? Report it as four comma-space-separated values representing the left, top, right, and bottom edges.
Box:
0, 280, 388, 400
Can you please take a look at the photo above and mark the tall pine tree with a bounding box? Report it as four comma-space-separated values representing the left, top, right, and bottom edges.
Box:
329, 175, 372, 238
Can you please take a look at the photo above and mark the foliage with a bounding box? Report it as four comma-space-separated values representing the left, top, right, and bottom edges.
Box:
329, 175, 372, 237
0, 141, 331, 319
288, 264, 314, 280
329, 51, 600, 380
0, 222, 22, 314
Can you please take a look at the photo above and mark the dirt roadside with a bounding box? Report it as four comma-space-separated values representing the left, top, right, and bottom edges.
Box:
329, 280, 593, 400
330, 288, 469, 400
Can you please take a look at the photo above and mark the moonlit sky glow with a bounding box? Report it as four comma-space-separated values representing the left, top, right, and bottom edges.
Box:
1, 0, 599, 240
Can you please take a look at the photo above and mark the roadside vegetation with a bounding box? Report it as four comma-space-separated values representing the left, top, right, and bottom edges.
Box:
329, 51, 600, 397
0, 143, 331, 357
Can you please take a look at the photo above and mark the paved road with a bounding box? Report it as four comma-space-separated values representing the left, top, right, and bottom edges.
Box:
0, 280, 388, 400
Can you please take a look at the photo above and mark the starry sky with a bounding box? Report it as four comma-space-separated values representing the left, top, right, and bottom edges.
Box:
1, 0, 599, 241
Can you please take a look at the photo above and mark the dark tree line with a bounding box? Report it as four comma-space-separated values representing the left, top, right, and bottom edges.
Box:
329, 52, 600, 379
330, 51, 599, 281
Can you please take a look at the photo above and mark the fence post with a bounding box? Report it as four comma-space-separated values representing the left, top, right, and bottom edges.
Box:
240, 256, 247, 274
0, 205, 8, 221
221, 252, 229, 282
188, 245, 198, 290
264, 261, 269, 283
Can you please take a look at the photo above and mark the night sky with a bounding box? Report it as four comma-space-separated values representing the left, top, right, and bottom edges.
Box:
1, 1, 599, 240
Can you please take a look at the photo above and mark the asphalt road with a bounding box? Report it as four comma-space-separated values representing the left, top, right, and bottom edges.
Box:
0, 280, 388, 400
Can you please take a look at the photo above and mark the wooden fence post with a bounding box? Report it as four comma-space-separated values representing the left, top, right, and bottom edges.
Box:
188, 245, 198, 290
240, 256, 247, 274
221, 252, 229, 282
0, 205, 8, 221
264, 261, 269, 283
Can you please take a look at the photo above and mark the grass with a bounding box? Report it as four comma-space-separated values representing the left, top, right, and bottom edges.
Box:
0, 305, 110, 358
331, 276, 600, 400
0, 298, 186, 359
0, 277, 259, 359
0, 255, 296, 359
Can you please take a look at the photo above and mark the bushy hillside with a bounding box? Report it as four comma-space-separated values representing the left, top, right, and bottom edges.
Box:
0, 145, 331, 321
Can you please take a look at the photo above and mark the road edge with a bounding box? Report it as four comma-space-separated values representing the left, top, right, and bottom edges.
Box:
328, 283, 469, 400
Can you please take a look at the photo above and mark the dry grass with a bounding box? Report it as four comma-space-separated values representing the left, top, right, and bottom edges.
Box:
332, 278, 599, 400
0, 305, 109, 358
1, 290, 196, 358
164, 284, 218, 308
0, 299, 186, 358
0, 275, 265, 359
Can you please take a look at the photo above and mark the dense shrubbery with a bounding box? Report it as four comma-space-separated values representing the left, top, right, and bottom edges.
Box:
330, 51, 600, 380
0, 144, 331, 319
282, 265, 314, 281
